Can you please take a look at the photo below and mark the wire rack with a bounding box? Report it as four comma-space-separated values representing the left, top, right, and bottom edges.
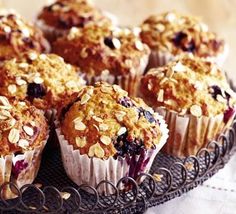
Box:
1, 119, 235, 214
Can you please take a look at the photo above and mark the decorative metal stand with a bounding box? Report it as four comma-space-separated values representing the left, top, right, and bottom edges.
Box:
1, 120, 236, 214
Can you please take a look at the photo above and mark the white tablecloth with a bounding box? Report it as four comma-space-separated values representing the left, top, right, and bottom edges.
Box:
147, 153, 236, 214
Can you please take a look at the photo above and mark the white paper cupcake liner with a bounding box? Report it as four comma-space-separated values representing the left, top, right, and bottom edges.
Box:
147, 44, 229, 70
55, 115, 168, 193
154, 106, 235, 157
80, 55, 149, 97
0, 134, 48, 199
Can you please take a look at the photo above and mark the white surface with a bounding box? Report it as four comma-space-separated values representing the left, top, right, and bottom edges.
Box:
147, 153, 236, 214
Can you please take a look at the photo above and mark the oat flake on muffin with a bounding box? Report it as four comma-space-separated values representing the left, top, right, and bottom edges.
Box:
56, 82, 168, 190
140, 11, 228, 67
0, 52, 85, 110
0, 9, 49, 61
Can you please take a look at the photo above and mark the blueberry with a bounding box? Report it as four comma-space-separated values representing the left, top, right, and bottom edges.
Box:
138, 107, 156, 123
22, 37, 35, 48
212, 40, 224, 52
58, 18, 70, 28
209, 85, 222, 100
114, 132, 145, 157
12, 160, 28, 178
182, 40, 196, 52
172, 31, 196, 52
224, 107, 235, 123
104, 37, 116, 49
118, 97, 134, 108
172, 31, 187, 46
27, 83, 46, 98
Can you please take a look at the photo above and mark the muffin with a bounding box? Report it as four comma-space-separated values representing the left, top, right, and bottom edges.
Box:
140, 11, 228, 68
140, 55, 236, 157
0, 52, 86, 112
0, 9, 49, 61
52, 24, 150, 96
37, 0, 115, 42
56, 82, 168, 191
0, 96, 48, 199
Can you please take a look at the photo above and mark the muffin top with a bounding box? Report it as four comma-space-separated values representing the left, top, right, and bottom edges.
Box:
140, 55, 236, 119
0, 52, 85, 110
140, 11, 225, 58
0, 9, 49, 60
38, 0, 112, 30
59, 82, 165, 159
52, 24, 150, 76
0, 96, 48, 156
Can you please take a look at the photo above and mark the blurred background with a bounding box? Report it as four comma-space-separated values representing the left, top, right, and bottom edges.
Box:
0, 0, 235, 81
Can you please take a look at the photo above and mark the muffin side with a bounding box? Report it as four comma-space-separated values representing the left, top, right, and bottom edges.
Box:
140, 56, 236, 156
0, 96, 48, 198
140, 11, 228, 68
52, 25, 150, 95
0, 9, 49, 61
0, 52, 86, 110
56, 82, 168, 190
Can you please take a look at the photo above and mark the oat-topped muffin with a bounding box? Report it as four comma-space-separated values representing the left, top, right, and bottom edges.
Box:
0, 9, 49, 61
140, 55, 236, 156
140, 11, 228, 68
52, 24, 150, 95
37, 0, 114, 42
56, 82, 168, 189
0, 96, 48, 198
0, 52, 85, 110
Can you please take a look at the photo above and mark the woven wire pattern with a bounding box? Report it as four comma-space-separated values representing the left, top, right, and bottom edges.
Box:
0, 120, 236, 214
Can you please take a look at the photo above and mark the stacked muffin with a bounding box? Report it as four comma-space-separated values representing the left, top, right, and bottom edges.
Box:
140, 55, 236, 157
37, 0, 115, 42
52, 24, 150, 96
0, 9, 49, 61
56, 82, 168, 190
0, 52, 85, 111
140, 11, 228, 68
0, 0, 234, 196
0, 96, 48, 198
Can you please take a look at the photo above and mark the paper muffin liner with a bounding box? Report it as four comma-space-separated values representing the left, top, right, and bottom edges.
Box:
146, 44, 229, 70
55, 115, 168, 194
80, 55, 149, 97
154, 107, 235, 157
0, 134, 48, 199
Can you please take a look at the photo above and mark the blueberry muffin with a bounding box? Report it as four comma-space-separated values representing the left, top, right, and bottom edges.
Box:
0, 52, 86, 111
56, 82, 168, 190
0, 96, 48, 198
140, 11, 228, 68
140, 55, 236, 157
52, 24, 150, 96
0, 9, 49, 61
37, 0, 115, 42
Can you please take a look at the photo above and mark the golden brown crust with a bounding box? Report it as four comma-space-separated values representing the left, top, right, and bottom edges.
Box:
52, 24, 150, 76
0, 53, 85, 110
140, 11, 225, 58
0, 96, 48, 156
60, 82, 163, 159
38, 0, 112, 30
0, 9, 49, 60
140, 55, 236, 117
